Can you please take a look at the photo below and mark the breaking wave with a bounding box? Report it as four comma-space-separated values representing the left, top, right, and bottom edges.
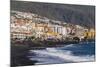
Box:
29, 42, 95, 64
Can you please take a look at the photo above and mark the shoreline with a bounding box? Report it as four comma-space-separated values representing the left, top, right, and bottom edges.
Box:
11, 40, 95, 67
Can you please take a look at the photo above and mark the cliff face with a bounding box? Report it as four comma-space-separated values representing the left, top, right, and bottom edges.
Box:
11, 1, 95, 28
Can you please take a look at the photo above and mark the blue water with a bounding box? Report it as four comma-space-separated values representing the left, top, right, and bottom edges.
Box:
28, 42, 95, 65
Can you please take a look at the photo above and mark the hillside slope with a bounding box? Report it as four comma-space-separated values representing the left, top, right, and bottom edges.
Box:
11, 1, 95, 28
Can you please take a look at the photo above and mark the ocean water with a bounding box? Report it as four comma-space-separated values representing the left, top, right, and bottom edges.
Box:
28, 42, 95, 65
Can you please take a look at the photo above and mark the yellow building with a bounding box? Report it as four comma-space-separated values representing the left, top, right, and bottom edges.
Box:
84, 29, 95, 39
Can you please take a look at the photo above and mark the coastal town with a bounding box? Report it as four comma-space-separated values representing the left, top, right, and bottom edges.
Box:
10, 1, 95, 66
11, 11, 95, 46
